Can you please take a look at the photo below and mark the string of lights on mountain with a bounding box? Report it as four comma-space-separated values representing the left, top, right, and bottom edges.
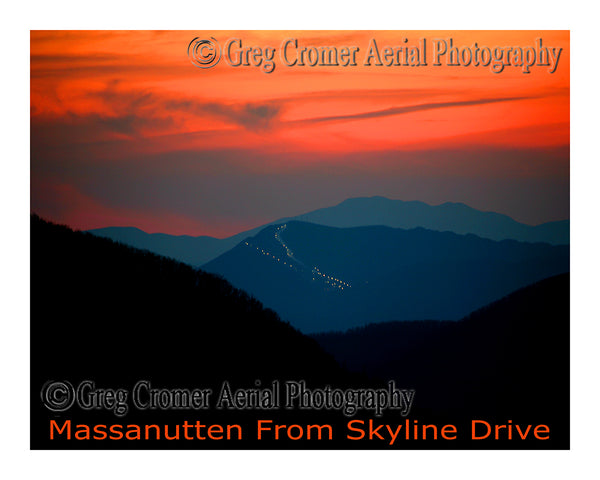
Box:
244, 224, 352, 291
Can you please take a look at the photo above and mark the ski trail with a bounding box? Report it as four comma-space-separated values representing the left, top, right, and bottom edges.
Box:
243, 223, 352, 290
274, 224, 306, 267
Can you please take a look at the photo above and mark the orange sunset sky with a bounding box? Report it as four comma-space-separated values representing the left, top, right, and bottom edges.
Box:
30, 30, 569, 237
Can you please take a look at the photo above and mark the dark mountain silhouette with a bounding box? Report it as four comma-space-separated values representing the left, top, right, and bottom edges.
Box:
31, 215, 344, 384
89, 197, 569, 267
31, 215, 569, 449
203, 221, 569, 332
311, 273, 569, 447
31, 215, 362, 449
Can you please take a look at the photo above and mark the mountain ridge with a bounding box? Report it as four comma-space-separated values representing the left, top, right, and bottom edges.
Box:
88, 196, 570, 267
309, 272, 569, 447
202, 220, 569, 333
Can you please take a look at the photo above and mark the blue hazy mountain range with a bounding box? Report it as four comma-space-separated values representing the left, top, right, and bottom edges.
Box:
202, 221, 569, 333
89, 196, 569, 266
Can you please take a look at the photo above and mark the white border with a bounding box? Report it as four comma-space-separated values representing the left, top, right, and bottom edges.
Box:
3, 1, 599, 479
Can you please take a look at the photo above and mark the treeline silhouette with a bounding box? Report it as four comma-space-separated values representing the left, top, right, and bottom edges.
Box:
312, 273, 570, 447
31, 215, 369, 449
31, 215, 348, 384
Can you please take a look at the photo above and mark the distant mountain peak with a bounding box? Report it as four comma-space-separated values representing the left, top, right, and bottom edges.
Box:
88, 197, 569, 268
90, 225, 148, 234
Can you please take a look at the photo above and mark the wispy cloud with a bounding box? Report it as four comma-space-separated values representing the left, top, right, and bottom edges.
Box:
289, 96, 535, 126
168, 99, 285, 132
